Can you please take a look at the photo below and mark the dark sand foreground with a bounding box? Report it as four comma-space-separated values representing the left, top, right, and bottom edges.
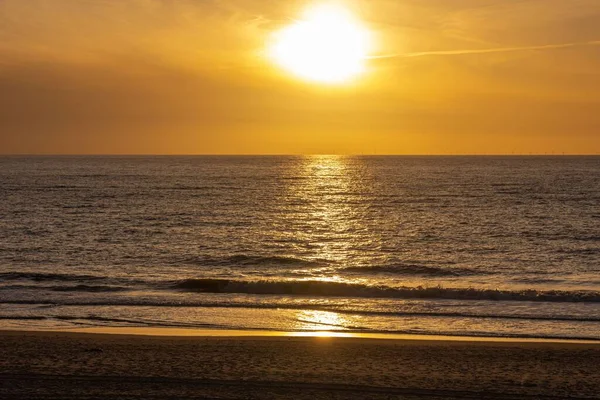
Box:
1, 331, 599, 399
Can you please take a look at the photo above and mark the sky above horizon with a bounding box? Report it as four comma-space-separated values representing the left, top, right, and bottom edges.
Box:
1, 0, 599, 154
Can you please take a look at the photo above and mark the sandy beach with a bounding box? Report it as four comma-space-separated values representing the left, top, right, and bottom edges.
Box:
1, 330, 599, 399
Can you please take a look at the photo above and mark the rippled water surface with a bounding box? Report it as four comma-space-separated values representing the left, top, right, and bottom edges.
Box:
1, 156, 599, 339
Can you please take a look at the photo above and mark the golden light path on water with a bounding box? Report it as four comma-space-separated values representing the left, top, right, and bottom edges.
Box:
281, 156, 466, 338
298, 156, 356, 269
282, 155, 386, 280
286, 156, 375, 335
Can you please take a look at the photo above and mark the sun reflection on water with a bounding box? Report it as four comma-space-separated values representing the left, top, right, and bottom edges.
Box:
294, 155, 364, 266
272, 155, 387, 287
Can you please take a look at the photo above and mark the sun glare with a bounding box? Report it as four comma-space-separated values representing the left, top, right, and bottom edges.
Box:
269, 3, 371, 84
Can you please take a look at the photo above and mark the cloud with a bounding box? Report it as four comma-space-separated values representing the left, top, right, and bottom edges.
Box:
370, 40, 600, 59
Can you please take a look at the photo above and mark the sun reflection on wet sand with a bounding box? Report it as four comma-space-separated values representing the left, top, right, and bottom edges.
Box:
64, 327, 600, 344
292, 309, 352, 332
288, 331, 355, 338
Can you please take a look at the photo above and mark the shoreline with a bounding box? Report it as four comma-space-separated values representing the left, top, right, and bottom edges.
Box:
2, 326, 600, 345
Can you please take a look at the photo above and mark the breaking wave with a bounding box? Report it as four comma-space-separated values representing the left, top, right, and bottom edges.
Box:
172, 279, 600, 303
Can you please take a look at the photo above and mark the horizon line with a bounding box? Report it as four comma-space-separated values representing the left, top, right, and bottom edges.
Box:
1, 153, 599, 157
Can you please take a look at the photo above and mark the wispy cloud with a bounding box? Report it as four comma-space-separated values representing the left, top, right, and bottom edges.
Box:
370, 40, 600, 59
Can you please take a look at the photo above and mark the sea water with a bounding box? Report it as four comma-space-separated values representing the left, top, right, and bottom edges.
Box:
1, 156, 599, 339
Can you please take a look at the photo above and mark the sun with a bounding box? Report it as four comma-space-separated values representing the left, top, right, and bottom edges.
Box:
269, 4, 371, 84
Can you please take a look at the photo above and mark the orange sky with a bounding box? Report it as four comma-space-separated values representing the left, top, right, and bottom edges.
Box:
1, 0, 599, 154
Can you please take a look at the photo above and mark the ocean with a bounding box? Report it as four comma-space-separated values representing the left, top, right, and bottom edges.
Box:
1, 155, 599, 340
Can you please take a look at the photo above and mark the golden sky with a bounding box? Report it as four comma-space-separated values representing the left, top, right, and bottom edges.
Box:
1, 0, 599, 154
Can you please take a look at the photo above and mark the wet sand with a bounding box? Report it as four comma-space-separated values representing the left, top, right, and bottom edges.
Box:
1, 330, 599, 399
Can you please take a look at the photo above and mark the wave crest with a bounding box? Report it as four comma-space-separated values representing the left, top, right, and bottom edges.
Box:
172, 279, 600, 303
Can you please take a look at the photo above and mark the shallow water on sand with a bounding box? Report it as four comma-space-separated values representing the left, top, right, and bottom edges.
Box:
1, 156, 599, 339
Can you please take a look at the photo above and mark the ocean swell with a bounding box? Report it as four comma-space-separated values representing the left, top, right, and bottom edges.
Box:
0, 284, 128, 293
181, 254, 327, 268
343, 264, 482, 277
0, 272, 107, 283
